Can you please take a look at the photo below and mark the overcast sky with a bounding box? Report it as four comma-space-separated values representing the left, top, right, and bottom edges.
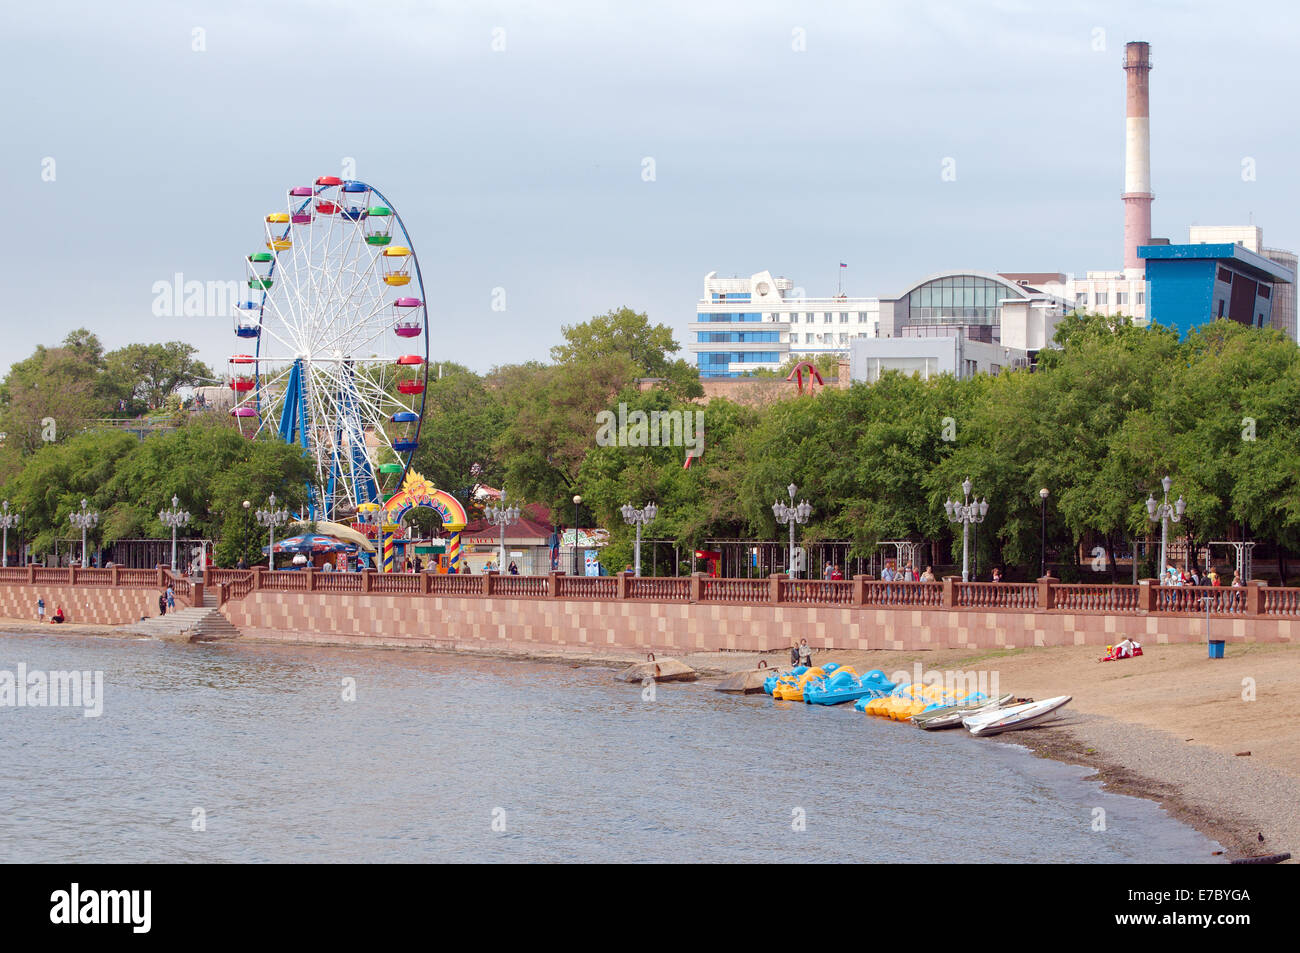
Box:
1, 0, 1293, 376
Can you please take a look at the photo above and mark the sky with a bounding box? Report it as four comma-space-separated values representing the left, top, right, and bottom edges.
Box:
1, 0, 1295, 377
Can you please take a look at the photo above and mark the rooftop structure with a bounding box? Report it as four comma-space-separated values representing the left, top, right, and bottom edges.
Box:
1138, 242, 1295, 337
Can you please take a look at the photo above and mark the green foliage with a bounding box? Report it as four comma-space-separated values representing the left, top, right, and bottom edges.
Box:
0, 416, 311, 565
104, 341, 214, 413
549, 306, 681, 377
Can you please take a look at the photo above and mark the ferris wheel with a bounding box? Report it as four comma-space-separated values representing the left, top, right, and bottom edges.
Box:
228, 176, 429, 521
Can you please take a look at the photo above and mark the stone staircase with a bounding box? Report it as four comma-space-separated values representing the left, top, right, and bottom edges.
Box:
126, 592, 241, 643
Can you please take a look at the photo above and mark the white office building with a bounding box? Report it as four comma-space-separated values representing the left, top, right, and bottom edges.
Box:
851, 271, 1072, 383
690, 271, 879, 378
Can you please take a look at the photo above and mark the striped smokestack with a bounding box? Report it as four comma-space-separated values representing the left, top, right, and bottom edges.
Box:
1123, 41, 1153, 274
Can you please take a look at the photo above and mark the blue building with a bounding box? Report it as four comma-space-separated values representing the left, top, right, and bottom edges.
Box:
1139, 243, 1295, 337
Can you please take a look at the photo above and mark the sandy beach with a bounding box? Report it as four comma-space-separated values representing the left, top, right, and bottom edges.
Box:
680, 641, 1300, 862
5, 618, 1295, 861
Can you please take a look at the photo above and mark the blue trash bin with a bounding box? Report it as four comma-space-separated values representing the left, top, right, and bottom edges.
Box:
1208, 640, 1226, 659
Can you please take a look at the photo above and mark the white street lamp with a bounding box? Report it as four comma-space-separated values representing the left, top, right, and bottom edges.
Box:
944, 477, 988, 583
255, 493, 290, 570
0, 501, 20, 568
158, 494, 191, 573
1145, 475, 1185, 582
484, 490, 521, 573
620, 502, 658, 576
772, 483, 813, 578
68, 498, 99, 569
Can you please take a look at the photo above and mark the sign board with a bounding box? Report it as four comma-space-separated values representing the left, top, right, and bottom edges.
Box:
791, 546, 807, 572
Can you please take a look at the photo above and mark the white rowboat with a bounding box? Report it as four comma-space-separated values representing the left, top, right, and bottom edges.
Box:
963, 695, 1072, 736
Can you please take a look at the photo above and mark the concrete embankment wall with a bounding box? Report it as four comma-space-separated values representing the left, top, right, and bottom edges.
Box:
219, 590, 1296, 655
0, 585, 163, 626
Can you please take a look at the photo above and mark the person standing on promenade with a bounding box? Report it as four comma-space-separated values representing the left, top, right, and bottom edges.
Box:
36, 597, 45, 623
991, 567, 1003, 583
236, 555, 248, 570
920, 566, 936, 582
798, 638, 812, 667
509, 562, 519, 575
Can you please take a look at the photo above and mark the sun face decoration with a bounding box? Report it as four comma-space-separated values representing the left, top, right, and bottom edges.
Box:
399, 470, 437, 507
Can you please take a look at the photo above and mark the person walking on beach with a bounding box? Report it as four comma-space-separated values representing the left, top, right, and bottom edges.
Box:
166, 585, 175, 613
798, 638, 812, 667
36, 597, 45, 623
790, 641, 801, 667
158, 593, 167, 616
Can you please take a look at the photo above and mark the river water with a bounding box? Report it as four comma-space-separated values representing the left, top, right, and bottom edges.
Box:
0, 632, 1218, 863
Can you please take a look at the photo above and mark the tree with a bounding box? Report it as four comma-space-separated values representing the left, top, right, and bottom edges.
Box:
408, 365, 505, 501
550, 307, 681, 377
105, 342, 214, 412
0, 329, 110, 453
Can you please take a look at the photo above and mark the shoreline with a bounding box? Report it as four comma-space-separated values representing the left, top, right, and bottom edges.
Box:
3, 620, 1294, 862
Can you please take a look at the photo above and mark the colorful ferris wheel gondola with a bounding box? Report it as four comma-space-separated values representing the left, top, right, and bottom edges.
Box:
340, 180, 370, 221
391, 412, 419, 453
226, 176, 429, 520
396, 353, 426, 395
382, 245, 412, 287
392, 295, 423, 338
365, 204, 393, 246
234, 300, 262, 338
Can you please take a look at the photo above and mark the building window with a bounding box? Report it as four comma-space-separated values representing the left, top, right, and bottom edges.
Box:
1116, 291, 1127, 305
1218, 299, 1226, 317
791, 313, 799, 323
1136, 291, 1145, 305
1097, 292, 1109, 305
823, 312, 832, 323
1076, 291, 1089, 307
839, 312, 848, 323
1217, 267, 1233, 285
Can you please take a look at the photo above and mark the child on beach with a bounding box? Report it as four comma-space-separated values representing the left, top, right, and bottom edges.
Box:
52, 606, 64, 624
36, 597, 45, 622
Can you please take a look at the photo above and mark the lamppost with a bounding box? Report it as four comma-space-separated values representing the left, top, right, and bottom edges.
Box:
571, 494, 582, 575
255, 493, 290, 570
241, 500, 251, 566
944, 478, 988, 583
772, 483, 813, 578
158, 495, 191, 573
1145, 475, 1185, 580
0, 501, 20, 568
68, 498, 99, 569
484, 490, 520, 573
1039, 487, 1049, 578
620, 502, 658, 577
